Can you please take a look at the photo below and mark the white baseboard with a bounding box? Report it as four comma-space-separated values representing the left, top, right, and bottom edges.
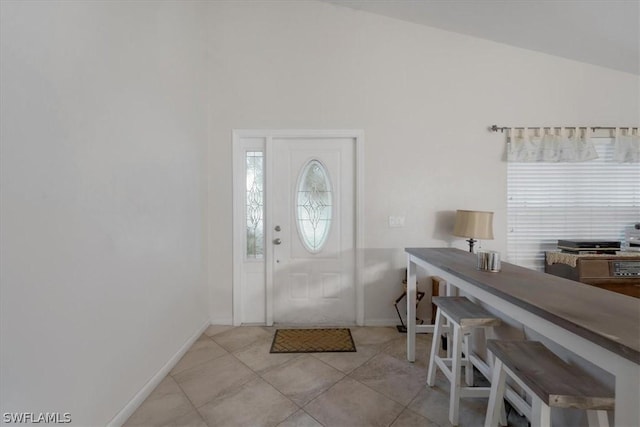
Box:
209, 317, 398, 327
107, 320, 210, 427
363, 318, 399, 327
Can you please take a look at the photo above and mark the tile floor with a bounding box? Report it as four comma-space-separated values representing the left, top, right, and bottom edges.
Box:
124, 326, 527, 427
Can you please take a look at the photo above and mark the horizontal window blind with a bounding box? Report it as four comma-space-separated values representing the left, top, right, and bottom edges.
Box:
507, 138, 640, 270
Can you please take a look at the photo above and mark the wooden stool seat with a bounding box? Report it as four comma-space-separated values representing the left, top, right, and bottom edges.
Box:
433, 297, 502, 328
485, 340, 614, 427
427, 297, 502, 426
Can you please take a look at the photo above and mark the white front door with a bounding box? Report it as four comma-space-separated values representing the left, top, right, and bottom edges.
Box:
269, 137, 356, 324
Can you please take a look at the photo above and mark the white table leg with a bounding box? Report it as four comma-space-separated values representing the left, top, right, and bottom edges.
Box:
531, 398, 551, 427
446, 281, 455, 358
406, 257, 417, 362
586, 410, 609, 427
613, 363, 640, 427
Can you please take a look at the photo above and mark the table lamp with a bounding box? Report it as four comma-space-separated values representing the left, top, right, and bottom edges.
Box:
453, 210, 494, 253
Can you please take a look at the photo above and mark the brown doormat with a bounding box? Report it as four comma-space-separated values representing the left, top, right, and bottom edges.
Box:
270, 328, 356, 353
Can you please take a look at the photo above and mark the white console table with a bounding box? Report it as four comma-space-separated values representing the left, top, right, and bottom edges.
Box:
406, 247, 640, 427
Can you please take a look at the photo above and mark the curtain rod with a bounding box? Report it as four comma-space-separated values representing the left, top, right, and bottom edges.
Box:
489, 125, 636, 133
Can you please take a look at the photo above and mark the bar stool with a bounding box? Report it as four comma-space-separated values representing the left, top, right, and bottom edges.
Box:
427, 296, 502, 426
485, 340, 614, 427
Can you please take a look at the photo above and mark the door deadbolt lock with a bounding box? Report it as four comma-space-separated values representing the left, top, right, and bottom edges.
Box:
273, 238, 282, 245
274, 225, 281, 232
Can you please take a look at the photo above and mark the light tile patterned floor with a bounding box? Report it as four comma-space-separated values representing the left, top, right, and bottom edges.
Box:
124, 326, 527, 427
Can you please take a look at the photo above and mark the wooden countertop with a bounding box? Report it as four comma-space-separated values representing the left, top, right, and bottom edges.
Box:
406, 247, 640, 364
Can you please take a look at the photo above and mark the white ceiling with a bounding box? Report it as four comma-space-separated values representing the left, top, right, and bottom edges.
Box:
321, 0, 640, 75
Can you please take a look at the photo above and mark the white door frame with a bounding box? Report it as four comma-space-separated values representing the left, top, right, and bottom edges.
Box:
232, 129, 364, 326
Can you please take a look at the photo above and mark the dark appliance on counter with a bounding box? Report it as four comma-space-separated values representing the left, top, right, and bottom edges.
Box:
557, 239, 621, 255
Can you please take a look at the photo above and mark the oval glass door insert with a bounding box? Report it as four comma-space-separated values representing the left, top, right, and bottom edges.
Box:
296, 160, 332, 253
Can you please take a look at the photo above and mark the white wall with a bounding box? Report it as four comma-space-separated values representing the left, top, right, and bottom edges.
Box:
205, 1, 639, 325
0, 1, 208, 425
1, 0, 638, 421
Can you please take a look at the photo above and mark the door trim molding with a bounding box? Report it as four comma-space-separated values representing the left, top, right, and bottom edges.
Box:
232, 129, 365, 326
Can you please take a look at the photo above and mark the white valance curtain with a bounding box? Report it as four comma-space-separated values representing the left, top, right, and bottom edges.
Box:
507, 127, 640, 163
614, 128, 640, 162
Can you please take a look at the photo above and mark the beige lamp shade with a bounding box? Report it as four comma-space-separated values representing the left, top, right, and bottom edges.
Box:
453, 210, 494, 239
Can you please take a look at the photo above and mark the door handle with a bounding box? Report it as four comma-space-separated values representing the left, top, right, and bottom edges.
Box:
273, 238, 282, 245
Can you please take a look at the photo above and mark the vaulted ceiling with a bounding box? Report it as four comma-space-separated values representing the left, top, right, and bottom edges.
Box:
322, 0, 640, 75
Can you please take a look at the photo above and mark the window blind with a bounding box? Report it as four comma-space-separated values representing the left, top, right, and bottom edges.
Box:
507, 138, 640, 270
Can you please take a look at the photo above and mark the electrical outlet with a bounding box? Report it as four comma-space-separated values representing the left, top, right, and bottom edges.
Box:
389, 216, 405, 228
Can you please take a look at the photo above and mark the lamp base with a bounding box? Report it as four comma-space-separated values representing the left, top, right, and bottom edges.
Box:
466, 238, 477, 253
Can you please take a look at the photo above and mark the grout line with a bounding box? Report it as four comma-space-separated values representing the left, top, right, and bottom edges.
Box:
168, 347, 231, 378
299, 408, 326, 427
223, 334, 306, 416
171, 377, 207, 426
136, 326, 482, 427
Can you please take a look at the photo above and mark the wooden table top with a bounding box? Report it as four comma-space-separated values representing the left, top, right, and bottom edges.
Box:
406, 247, 640, 364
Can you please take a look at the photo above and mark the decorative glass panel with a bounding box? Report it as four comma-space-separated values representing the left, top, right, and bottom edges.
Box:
296, 160, 332, 253
246, 151, 264, 259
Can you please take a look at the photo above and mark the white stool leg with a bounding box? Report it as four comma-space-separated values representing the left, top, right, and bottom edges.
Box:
427, 308, 443, 387
484, 358, 507, 427
485, 344, 508, 426
446, 318, 452, 359
499, 405, 508, 426
587, 410, 609, 427
449, 324, 463, 426
463, 332, 473, 386
532, 397, 551, 427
